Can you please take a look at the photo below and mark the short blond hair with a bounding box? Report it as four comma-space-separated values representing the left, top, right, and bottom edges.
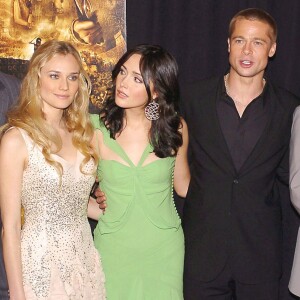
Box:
229, 8, 277, 42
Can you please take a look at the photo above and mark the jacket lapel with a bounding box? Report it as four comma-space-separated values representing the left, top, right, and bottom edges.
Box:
238, 83, 285, 175
198, 77, 237, 176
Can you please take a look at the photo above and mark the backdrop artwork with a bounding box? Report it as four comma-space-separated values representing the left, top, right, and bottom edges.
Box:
0, 0, 126, 107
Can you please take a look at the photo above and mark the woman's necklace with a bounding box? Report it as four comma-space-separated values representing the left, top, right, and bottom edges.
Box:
224, 73, 266, 107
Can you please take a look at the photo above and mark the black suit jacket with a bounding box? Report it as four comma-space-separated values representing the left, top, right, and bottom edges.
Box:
0, 72, 20, 299
181, 76, 300, 284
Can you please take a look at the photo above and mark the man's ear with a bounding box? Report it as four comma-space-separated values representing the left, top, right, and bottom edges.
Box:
268, 42, 277, 58
227, 38, 231, 53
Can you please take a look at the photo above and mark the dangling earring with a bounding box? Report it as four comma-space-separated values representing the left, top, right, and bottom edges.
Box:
145, 101, 159, 121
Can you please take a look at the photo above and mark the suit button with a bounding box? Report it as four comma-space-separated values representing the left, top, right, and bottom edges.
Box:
233, 179, 239, 184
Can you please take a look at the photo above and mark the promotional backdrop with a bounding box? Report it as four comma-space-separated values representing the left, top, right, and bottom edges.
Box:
0, 0, 126, 107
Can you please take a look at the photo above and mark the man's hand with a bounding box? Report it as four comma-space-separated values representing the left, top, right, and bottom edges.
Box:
95, 187, 107, 213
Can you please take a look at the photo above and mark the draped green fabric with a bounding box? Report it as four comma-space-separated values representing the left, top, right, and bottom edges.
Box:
90, 114, 184, 299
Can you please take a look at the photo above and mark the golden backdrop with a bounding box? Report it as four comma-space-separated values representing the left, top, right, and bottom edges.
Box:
0, 0, 127, 108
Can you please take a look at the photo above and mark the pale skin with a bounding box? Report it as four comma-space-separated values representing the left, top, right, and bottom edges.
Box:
0, 53, 101, 300
95, 54, 190, 211
226, 18, 277, 117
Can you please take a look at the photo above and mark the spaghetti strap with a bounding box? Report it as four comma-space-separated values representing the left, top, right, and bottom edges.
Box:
4, 127, 34, 151
16, 128, 34, 150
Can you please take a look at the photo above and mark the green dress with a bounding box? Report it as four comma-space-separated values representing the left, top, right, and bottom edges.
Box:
91, 114, 184, 300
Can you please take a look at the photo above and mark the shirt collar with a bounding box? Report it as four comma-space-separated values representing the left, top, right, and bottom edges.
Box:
220, 75, 269, 108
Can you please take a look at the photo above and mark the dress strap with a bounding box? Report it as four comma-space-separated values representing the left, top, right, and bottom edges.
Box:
90, 116, 132, 166
137, 143, 153, 167
100, 125, 134, 166
17, 128, 34, 150
4, 126, 34, 151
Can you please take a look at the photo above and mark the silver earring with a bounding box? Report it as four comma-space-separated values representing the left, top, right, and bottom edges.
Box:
145, 101, 159, 121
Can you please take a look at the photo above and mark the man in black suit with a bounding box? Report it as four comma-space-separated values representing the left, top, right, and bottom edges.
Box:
0, 71, 20, 300
182, 8, 299, 300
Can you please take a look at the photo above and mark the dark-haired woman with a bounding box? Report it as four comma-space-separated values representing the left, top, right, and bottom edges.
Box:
91, 44, 190, 299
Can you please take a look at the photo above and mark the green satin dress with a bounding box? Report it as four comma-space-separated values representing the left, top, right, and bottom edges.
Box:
91, 114, 184, 300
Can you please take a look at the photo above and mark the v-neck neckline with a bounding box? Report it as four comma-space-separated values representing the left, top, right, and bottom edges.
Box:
113, 140, 152, 167
51, 150, 78, 166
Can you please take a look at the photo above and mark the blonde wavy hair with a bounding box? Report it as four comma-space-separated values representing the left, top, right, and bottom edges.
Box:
3, 40, 97, 177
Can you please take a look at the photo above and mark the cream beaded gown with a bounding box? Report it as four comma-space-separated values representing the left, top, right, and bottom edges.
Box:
18, 128, 106, 300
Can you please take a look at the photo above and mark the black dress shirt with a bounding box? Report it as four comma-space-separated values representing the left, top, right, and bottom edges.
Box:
217, 80, 271, 172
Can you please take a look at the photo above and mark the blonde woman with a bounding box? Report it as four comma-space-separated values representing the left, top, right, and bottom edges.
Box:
0, 40, 105, 300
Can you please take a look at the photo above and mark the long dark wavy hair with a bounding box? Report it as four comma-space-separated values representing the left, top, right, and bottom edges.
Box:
100, 44, 182, 158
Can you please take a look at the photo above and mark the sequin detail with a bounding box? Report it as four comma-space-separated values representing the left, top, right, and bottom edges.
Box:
18, 129, 106, 299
